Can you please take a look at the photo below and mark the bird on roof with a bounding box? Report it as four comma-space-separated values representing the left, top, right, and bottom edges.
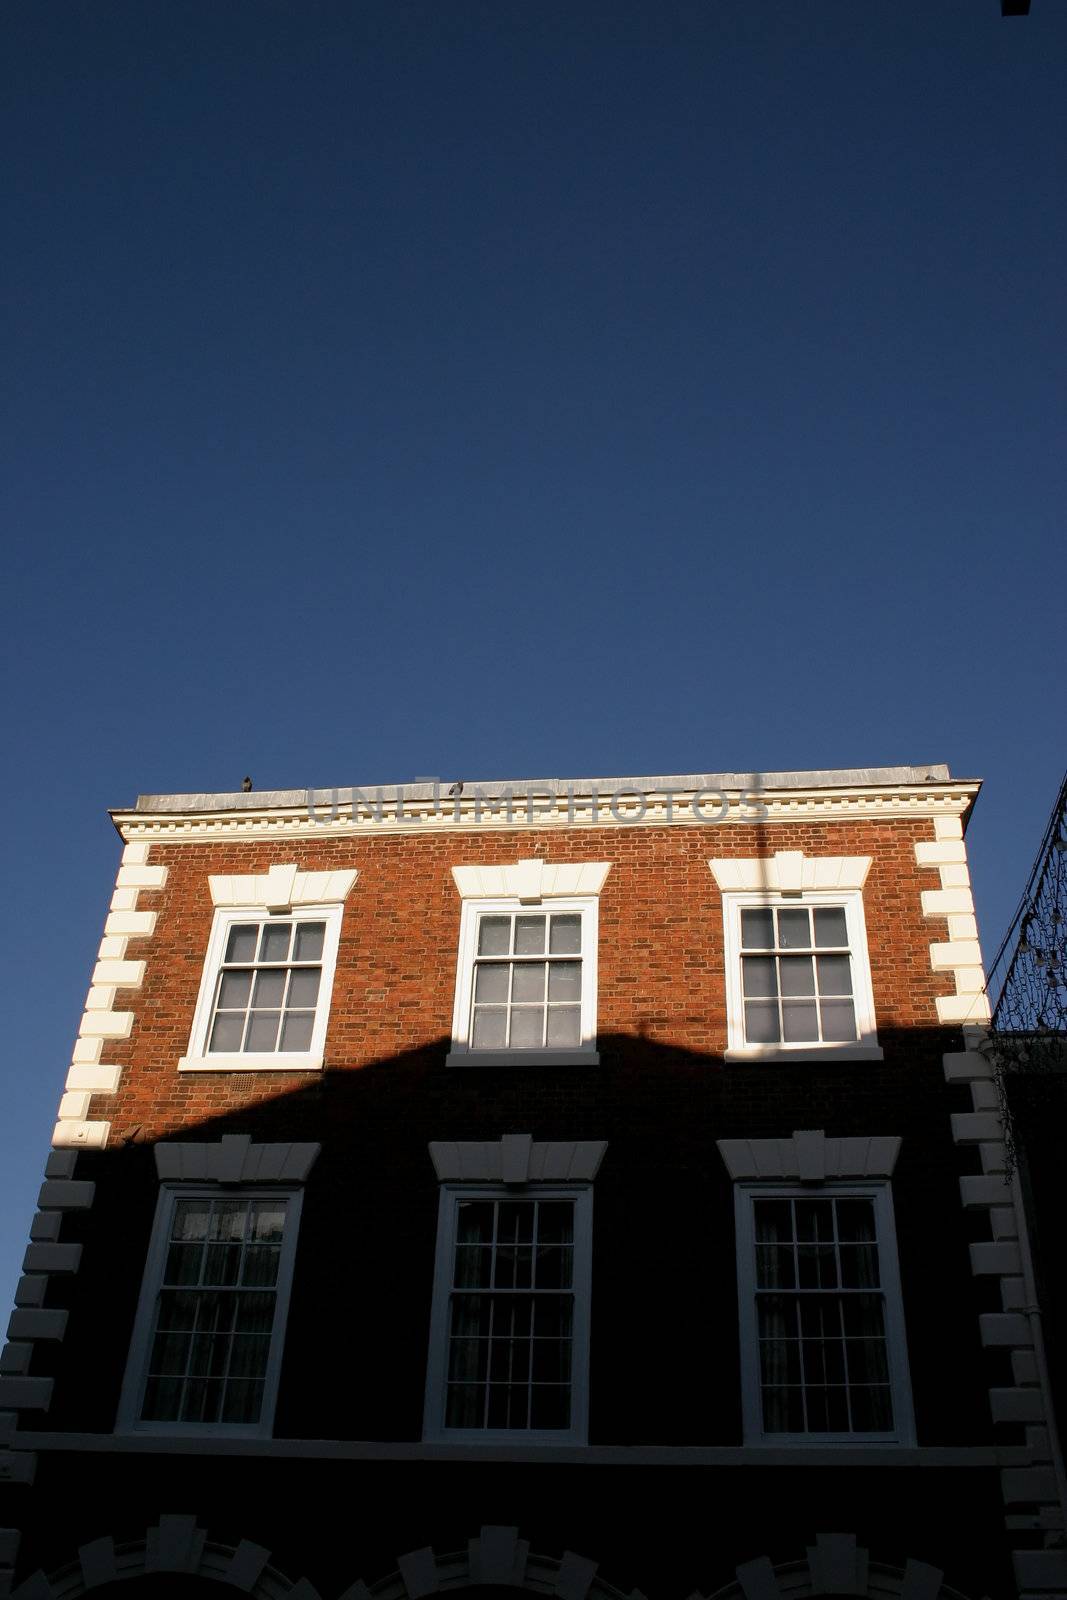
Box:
242, 776, 253, 792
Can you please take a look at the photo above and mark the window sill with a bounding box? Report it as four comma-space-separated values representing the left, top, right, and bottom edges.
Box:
177, 1054, 324, 1073
746, 1431, 913, 1447
725, 1044, 884, 1064
422, 1430, 587, 1446
445, 1049, 600, 1068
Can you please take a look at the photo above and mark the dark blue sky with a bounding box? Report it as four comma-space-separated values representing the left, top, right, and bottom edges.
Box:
2, 1, 1063, 1310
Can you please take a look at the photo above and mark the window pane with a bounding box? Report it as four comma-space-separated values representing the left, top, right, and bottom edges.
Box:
814, 907, 849, 948
514, 915, 546, 955
548, 961, 581, 1001
779, 956, 816, 997
745, 1000, 780, 1043
245, 1011, 281, 1051
474, 964, 509, 1002
287, 968, 320, 1008
741, 908, 774, 949
849, 1384, 893, 1432
820, 999, 857, 1042
816, 955, 852, 996
530, 1386, 569, 1428
794, 1200, 833, 1243
456, 1201, 495, 1246
172, 1202, 210, 1243
217, 970, 253, 1010
497, 1201, 533, 1246
293, 922, 325, 961
279, 1011, 314, 1051
472, 1008, 507, 1048
742, 956, 778, 997
782, 1000, 819, 1041
164, 1245, 202, 1286
777, 909, 812, 949
512, 963, 546, 1003
549, 914, 581, 954
835, 1200, 876, 1242
509, 1008, 545, 1047
756, 1244, 796, 1290
478, 916, 511, 956
546, 1006, 581, 1047
537, 1203, 574, 1246
252, 970, 286, 1008
209, 1012, 245, 1053
225, 925, 258, 963
259, 923, 292, 963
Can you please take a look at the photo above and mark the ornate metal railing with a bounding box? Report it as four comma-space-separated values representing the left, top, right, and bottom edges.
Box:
985, 773, 1067, 1168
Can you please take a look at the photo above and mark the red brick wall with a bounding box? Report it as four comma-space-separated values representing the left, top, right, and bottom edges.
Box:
93, 815, 947, 1137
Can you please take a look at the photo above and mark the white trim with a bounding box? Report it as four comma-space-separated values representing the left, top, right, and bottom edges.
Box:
717, 884, 880, 1060
915, 834, 992, 1027
208, 862, 358, 910
451, 861, 612, 902
113, 777, 980, 844
422, 1183, 594, 1446
153, 1135, 321, 1184
708, 853, 872, 893
178, 1054, 325, 1074
54, 840, 165, 1150
734, 1181, 915, 1448
116, 1184, 304, 1440
179, 903, 343, 1073
428, 1136, 608, 1185
14, 1432, 1024, 1464
447, 895, 600, 1065
717, 1129, 901, 1182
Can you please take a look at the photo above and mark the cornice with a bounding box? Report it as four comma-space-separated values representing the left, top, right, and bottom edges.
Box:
112, 780, 981, 845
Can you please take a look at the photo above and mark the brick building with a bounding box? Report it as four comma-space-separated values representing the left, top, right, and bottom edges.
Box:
1, 765, 1061, 1598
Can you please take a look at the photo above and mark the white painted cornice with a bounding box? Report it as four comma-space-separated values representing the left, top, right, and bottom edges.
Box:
429, 1135, 608, 1185
451, 860, 611, 904
112, 774, 981, 845
708, 852, 872, 894
209, 864, 357, 911
717, 1129, 901, 1183
153, 1135, 321, 1184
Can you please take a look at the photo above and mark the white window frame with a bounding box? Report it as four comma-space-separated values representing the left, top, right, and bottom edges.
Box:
179, 903, 343, 1072
422, 1183, 594, 1444
734, 1181, 914, 1446
721, 888, 881, 1062
447, 896, 600, 1066
116, 1183, 303, 1439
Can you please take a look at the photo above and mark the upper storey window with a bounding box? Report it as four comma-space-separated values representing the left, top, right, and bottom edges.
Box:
467, 906, 588, 1052
447, 861, 611, 1067
738, 903, 860, 1047
179, 864, 356, 1072
206, 916, 330, 1056
709, 854, 881, 1062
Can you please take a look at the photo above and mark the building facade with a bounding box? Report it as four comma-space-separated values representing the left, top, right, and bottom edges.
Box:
1, 766, 1061, 1599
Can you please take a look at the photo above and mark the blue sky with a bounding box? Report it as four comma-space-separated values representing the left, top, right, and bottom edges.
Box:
1, 1, 1063, 1318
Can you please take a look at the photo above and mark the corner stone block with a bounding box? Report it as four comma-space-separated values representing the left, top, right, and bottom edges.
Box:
7, 1310, 67, 1342
1002, 1466, 1059, 1504
960, 1174, 1012, 1206
969, 1241, 1023, 1275
0, 1377, 53, 1409
23, 1243, 82, 1274
943, 1050, 993, 1083
951, 1111, 1002, 1144
37, 1180, 95, 1211
51, 1120, 109, 1150
990, 1388, 1046, 1424
43, 1151, 78, 1179
979, 1313, 1032, 1348
1014, 1549, 1067, 1588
